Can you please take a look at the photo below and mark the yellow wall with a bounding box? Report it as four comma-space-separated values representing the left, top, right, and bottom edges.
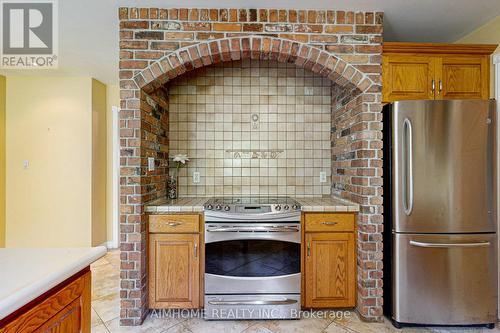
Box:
0, 76, 5, 247
92, 80, 107, 246
456, 15, 500, 97
106, 85, 119, 247
6, 77, 94, 247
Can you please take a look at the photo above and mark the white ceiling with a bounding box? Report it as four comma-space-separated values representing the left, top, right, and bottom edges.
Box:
1, 0, 500, 85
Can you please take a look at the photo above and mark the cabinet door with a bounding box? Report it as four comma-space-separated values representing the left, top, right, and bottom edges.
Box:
305, 233, 355, 308
382, 55, 436, 102
149, 233, 200, 308
436, 55, 489, 100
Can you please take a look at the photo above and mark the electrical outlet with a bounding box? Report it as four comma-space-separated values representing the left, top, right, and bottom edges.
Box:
148, 157, 155, 171
193, 172, 200, 183
251, 113, 259, 130
23, 160, 29, 169
319, 171, 327, 183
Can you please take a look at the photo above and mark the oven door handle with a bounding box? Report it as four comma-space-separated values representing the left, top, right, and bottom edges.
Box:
208, 298, 298, 305
207, 226, 300, 233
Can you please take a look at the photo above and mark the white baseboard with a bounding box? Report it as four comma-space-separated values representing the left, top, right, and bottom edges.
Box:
98, 241, 118, 250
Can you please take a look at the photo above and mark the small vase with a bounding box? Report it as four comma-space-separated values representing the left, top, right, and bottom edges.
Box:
167, 174, 178, 199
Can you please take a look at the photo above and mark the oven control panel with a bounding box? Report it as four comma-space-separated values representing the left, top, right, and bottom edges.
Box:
203, 197, 301, 218
203, 203, 301, 213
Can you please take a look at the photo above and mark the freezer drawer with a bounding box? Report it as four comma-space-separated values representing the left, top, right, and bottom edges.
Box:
393, 233, 497, 325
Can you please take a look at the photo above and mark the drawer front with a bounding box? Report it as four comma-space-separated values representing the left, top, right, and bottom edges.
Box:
304, 213, 355, 232
149, 214, 200, 233
393, 233, 497, 324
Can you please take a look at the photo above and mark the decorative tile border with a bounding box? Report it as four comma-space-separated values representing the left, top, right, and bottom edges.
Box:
226, 149, 284, 159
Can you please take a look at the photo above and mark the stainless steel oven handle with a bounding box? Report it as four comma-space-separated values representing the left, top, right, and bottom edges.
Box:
207, 226, 299, 233
208, 299, 298, 306
410, 240, 491, 248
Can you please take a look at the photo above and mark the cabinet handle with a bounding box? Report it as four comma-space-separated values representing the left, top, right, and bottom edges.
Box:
438, 80, 442, 94
165, 221, 182, 227
307, 242, 311, 257
431, 79, 435, 93
194, 243, 198, 258
320, 222, 338, 226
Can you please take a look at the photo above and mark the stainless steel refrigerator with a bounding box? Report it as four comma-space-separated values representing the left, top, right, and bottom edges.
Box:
383, 100, 498, 328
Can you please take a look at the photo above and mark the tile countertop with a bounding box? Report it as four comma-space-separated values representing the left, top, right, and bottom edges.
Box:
145, 196, 359, 213
0, 247, 106, 320
295, 196, 360, 212
145, 197, 209, 213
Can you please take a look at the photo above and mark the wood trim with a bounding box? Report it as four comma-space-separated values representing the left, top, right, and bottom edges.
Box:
199, 214, 205, 305
383, 42, 498, 55
300, 212, 305, 308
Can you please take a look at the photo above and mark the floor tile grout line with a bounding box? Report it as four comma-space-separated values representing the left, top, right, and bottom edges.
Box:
91, 305, 108, 329
101, 323, 111, 333
162, 320, 192, 333
102, 316, 119, 331
239, 321, 260, 333
331, 321, 362, 333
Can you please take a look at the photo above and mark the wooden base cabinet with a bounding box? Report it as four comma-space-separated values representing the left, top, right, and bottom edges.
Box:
148, 214, 201, 309
303, 213, 356, 308
382, 42, 497, 103
0, 269, 91, 333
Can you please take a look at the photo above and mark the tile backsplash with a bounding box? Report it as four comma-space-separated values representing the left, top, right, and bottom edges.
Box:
168, 59, 332, 197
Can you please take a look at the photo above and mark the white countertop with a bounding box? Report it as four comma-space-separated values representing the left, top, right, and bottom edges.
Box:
0, 247, 106, 320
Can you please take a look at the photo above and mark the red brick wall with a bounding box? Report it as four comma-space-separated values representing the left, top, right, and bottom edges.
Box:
331, 90, 384, 318
119, 7, 383, 325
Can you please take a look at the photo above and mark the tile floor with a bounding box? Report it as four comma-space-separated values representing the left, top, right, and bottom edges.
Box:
91, 251, 499, 333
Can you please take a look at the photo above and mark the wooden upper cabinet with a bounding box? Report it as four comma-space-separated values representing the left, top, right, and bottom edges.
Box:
149, 233, 200, 308
382, 42, 497, 103
382, 55, 436, 102
305, 232, 356, 308
437, 56, 488, 100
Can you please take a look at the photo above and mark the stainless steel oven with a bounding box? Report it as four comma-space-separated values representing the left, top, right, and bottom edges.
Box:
203, 197, 301, 320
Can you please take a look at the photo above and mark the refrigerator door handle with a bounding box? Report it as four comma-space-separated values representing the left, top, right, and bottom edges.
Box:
403, 118, 414, 215
409, 240, 491, 248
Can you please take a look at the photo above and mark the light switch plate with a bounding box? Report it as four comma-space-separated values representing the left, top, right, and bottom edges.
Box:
148, 157, 155, 171
319, 171, 327, 183
193, 172, 200, 183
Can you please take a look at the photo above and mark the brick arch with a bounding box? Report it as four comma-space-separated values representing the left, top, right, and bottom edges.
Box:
133, 35, 375, 95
